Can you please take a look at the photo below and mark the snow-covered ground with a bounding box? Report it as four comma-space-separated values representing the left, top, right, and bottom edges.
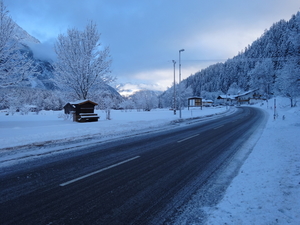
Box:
204, 98, 300, 225
0, 106, 229, 166
0, 98, 299, 224
0, 106, 229, 150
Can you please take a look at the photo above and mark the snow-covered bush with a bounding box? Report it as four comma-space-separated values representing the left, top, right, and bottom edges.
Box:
131, 90, 159, 111
119, 99, 135, 112
58, 113, 72, 120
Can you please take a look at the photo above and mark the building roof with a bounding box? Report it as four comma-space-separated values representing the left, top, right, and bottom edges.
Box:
217, 89, 258, 100
69, 100, 98, 105
217, 95, 237, 100
188, 96, 202, 99
203, 99, 213, 103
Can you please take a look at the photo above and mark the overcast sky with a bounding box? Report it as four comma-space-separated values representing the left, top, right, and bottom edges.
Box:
5, 0, 300, 95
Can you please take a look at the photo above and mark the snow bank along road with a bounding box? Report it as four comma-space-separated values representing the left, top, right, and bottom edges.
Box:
0, 107, 266, 224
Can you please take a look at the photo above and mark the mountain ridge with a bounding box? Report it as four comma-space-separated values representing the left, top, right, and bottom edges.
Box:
9, 20, 122, 99
160, 11, 300, 107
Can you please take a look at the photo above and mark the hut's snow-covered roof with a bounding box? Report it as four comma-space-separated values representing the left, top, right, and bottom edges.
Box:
69, 100, 98, 105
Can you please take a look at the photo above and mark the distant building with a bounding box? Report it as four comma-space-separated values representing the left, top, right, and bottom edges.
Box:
217, 89, 262, 105
188, 97, 202, 110
217, 94, 238, 105
202, 99, 213, 107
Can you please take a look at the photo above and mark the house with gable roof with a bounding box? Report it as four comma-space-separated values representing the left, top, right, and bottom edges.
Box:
217, 89, 261, 105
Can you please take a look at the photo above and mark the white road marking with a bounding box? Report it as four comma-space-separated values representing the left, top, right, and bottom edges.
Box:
59, 156, 140, 187
177, 134, 199, 143
213, 125, 224, 129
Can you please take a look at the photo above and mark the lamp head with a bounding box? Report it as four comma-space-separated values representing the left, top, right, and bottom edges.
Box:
179, 49, 185, 52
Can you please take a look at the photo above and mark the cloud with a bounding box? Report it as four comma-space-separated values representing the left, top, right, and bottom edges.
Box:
116, 83, 164, 96
116, 68, 175, 95
116, 63, 215, 96
27, 39, 56, 61
5, 0, 300, 92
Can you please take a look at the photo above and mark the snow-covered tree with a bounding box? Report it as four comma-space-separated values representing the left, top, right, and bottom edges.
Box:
0, 0, 35, 87
177, 85, 193, 107
159, 87, 173, 108
248, 59, 274, 96
0, 86, 64, 112
201, 90, 224, 103
119, 99, 135, 111
227, 82, 244, 95
131, 90, 159, 111
54, 21, 113, 100
100, 97, 114, 120
275, 61, 300, 107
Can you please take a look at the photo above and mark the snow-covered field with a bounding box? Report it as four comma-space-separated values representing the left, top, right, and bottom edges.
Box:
0, 98, 299, 224
0, 106, 227, 150
0, 106, 229, 166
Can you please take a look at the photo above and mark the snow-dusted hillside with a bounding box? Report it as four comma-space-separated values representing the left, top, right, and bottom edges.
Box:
4, 19, 56, 90
13, 22, 40, 44
5, 20, 121, 97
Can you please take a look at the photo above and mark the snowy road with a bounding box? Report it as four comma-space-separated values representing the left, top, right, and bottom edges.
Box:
0, 107, 266, 224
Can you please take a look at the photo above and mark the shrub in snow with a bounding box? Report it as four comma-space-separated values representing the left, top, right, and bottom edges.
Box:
8, 106, 16, 115
19, 106, 30, 115
58, 113, 72, 120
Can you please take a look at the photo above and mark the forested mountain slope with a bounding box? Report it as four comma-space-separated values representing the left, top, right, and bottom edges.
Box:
161, 12, 300, 107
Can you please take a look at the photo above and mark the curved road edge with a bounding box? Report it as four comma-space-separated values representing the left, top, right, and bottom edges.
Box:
154, 107, 269, 224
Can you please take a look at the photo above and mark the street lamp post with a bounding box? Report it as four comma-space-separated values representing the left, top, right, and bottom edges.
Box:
179, 49, 184, 119
172, 60, 176, 115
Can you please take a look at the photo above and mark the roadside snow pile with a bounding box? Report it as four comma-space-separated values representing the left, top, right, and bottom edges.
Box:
205, 98, 300, 224
0, 107, 227, 150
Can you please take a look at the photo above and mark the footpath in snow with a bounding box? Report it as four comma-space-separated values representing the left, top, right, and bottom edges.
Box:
204, 99, 300, 224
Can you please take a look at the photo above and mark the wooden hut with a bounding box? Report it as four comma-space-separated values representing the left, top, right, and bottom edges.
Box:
64, 100, 99, 122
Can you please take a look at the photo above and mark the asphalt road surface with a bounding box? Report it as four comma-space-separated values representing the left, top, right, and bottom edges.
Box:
0, 106, 266, 225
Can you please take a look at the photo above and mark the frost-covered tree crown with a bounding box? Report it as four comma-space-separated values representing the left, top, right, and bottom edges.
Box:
54, 21, 113, 100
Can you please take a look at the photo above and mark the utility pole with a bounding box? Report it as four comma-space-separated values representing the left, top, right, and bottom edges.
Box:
179, 49, 184, 119
172, 60, 176, 115
266, 83, 269, 109
274, 98, 277, 120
